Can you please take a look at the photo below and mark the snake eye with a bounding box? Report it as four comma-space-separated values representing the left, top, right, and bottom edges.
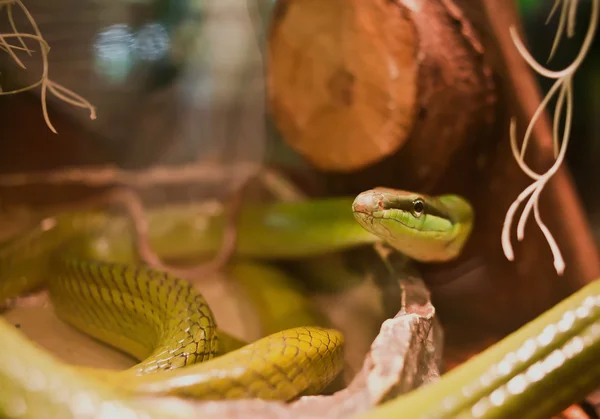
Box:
412, 199, 425, 217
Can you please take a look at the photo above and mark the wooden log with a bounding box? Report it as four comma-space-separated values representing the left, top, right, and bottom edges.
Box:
268, 0, 495, 188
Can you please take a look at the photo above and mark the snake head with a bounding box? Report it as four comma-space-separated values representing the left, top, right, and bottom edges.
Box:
352, 187, 474, 263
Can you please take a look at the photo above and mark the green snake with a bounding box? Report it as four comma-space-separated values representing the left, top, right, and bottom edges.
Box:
0, 187, 598, 419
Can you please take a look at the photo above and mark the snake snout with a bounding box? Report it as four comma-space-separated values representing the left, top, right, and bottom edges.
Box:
352, 190, 381, 215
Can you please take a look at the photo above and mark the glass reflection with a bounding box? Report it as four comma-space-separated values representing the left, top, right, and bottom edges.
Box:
93, 24, 136, 84
94, 22, 171, 84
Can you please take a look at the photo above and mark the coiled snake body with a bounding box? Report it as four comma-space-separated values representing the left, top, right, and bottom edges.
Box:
1, 188, 598, 419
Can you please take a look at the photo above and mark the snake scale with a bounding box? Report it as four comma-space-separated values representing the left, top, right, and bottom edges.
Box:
1, 187, 599, 419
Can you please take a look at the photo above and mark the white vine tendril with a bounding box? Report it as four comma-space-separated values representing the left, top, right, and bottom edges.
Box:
0, 0, 96, 133
502, 0, 598, 275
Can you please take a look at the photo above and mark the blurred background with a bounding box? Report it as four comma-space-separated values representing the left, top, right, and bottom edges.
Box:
1, 0, 598, 221
0, 0, 282, 202
0, 0, 598, 211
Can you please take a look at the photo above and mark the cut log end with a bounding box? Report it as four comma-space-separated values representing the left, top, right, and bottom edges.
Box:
268, 0, 419, 172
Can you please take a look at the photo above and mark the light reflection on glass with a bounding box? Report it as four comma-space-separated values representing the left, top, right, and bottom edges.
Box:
93, 22, 172, 84
93, 24, 136, 84
134, 23, 170, 62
